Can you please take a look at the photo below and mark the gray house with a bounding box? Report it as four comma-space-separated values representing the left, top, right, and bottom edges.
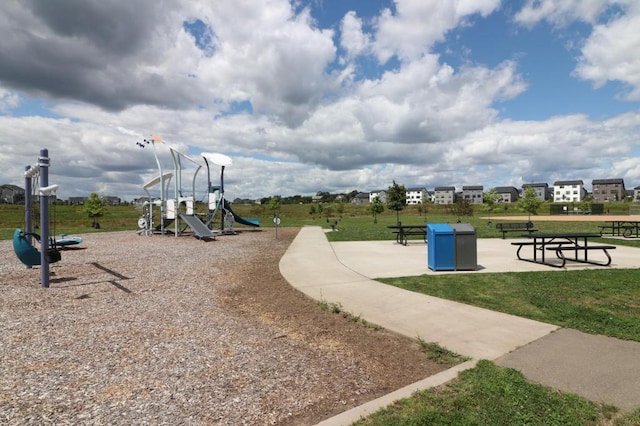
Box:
369, 190, 387, 204
522, 183, 549, 201
591, 178, 626, 202
494, 186, 519, 203
0, 184, 25, 204
351, 192, 371, 205
434, 186, 456, 205
69, 196, 85, 205
462, 185, 483, 204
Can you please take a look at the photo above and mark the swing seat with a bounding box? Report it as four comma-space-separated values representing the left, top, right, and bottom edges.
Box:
53, 234, 83, 247
12, 228, 61, 267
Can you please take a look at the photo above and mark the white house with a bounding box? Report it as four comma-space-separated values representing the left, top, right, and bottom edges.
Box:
405, 187, 427, 205
553, 180, 586, 203
369, 190, 387, 204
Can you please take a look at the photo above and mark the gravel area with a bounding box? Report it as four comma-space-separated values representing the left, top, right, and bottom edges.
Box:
1, 228, 448, 425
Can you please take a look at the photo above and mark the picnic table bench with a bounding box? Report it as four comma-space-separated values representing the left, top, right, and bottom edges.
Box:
511, 233, 616, 268
388, 224, 427, 246
599, 221, 640, 238
496, 222, 537, 239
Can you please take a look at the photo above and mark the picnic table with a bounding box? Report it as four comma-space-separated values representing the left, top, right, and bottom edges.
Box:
496, 222, 537, 239
599, 221, 640, 238
511, 233, 616, 268
388, 224, 427, 246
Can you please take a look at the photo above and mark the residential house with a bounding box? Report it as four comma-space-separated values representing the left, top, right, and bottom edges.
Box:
0, 184, 25, 204
104, 196, 122, 206
522, 183, 549, 201
68, 196, 85, 205
405, 187, 427, 205
351, 192, 370, 205
591, 178, 626, 202
634, 186, 640, 203
495, 186, 519, 203
433, 186, 456, 205
425, 189, 435, 203
461, 185, 483, 204
369, 190, 387, 204
553, 180, 586, 203
133, 196, 152, 206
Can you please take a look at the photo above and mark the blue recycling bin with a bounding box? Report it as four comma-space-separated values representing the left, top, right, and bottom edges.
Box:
427, 223, 455, 271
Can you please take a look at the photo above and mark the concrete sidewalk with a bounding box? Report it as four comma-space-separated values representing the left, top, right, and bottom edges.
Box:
279, 226, 640, 424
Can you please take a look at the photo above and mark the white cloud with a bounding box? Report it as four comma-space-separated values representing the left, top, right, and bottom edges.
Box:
574, 4, 640, 100
0, 86, 19, 111
0, 0, 638, 203
514, 0, 612, 27
372, 0, 500, 63
339, 11, 371, 59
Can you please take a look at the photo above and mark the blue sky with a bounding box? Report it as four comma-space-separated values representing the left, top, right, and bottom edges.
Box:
1, 0, 639, 201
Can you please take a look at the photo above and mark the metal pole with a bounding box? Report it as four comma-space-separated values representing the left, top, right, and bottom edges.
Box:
202, 156, 213, 227
150, 139, 165, 234
39, 148, 50, 288
24, 165, 32, 243
220, 165, 225, 231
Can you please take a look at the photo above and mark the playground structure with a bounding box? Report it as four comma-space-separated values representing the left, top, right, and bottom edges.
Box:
12, 148, 82, 288
202, 152, 260, 234
136, 136, 258, 238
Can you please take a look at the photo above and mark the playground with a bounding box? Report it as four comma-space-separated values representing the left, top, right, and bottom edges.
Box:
0, 228, 448, 425
4, 148, 640, 424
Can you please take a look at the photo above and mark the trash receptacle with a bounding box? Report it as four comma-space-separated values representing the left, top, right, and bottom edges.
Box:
427, 224, 455, 271
451, 223, 477, 271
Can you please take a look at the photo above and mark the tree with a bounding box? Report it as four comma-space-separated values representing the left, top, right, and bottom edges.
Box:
316, 191, 331, 203
83, 192, 106, 228
309, 204, 316, 218
483, 189, 500, 224
387, 180, 406, 225
335, 201, 345, 217
579, 195, 593, 213
267, 196, 281, 217
416, 203, 428, 217
449, 199, 474, 221
368, 196, 384, 223
347, 190, 359, 202
323, 205, 333, 219
250, 204, 264, 218
517, 187, 543, 222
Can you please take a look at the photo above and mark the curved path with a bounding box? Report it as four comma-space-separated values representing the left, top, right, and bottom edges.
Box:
279, 226, 640, 424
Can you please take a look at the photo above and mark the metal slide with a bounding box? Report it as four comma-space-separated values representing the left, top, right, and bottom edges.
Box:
178, 214, 217, 239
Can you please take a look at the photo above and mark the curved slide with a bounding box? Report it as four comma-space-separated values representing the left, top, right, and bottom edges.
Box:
223, 199, 260, 227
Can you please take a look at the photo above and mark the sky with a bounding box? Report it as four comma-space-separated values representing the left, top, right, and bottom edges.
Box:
1, 0, 639, 203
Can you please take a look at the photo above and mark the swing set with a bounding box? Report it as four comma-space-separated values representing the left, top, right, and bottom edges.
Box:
12, 148, 82, 288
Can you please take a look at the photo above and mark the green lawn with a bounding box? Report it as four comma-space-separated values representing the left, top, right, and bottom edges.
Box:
379, 269, 640, 342
354, 360, 632, 426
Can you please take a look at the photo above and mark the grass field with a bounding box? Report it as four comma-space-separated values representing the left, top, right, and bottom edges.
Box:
2, 200, 637, 241
379, 269, 640, 342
